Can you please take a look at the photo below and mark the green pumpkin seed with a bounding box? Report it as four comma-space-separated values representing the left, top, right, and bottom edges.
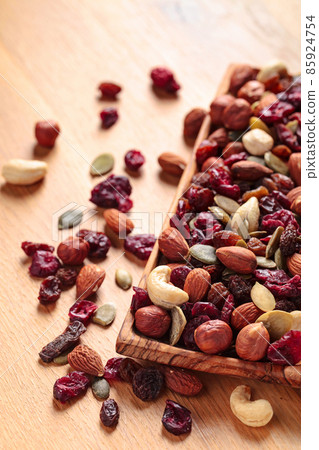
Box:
208, 206, 230, 225
249, 230, 267, 238
256, 256, 277, 269
90, 153, 114, 176
214, 195, 240, 214
274, 248, 286, 270
92, 377, 110, 400
115, 268, 132, 290
264, 151, 289, 175
265, 226, 284, 259
93, 303, 116, 326
236, 239, 248, 248
53, 349, 73, 365
247, 156, 266, 166
58, 209, 83, 229
189, 244, 217, 265
169, 306, 187, 346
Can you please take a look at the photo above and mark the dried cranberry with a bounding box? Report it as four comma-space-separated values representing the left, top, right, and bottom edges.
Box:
220, 294, 235, 324
180, 302, 193, 321
192, 172, 211, 188
223, 152, 247, 167
186, 186, 214, 212
56, 268, 78, 287
104, 357, 124, 381
262, 209, 299, 234
209, 167, 232, 188
98, 82, 122, 98
130, 287, 152, 314
132, 367, 163, 401
29, 250, 60, 278
38, 276, 61, 304
254, 269, 290, 285
279, 83, 301, 109
228, 275, 251, 303
189, 229, 206, 246
100, 107, 119, 128
196, 140, 218, 167
176, 198, 192, 218
124, 234, 156, 260
68, 300, 98, 325
170, 266, 191, 290
212, 230, 242, 248
267, 330, 301, 365
270, 173, 294, 195
259, 100, 295, 124
276, 123, 301, 151
124, 150, 145, 171
182, 315, 210, 350
118, 358, 143, 382
259, 195, 282, 215
262, 218, 285, 234
150, 67, 180, 93
264, 275, 301, 298
100, 399, 120, 427
274, 300, 296, 312
90, 174, 133, 212
53, 371, 90, 403
280, 223, 297, 256
170, 214, 191, 239
21, 241, 54, 257
162, 400, 192, 436
191, 302, 220, 319
271, 191, 291, 210
77, 229, 111, 258
194, 212, 216, 230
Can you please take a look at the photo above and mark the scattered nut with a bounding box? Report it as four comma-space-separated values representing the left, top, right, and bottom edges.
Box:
257, 60, 288, 83
231, 160, 273, 181
183, 268, 211, 303
76, 264, 106, 300
264, 151, 289, 175
163, 366, 202, 396
287, 253, 301, 276
57, 236, 89, 265
135, 305, 171, 338
115, 268, 132, 290
183, 108, 207, 138
2, 159, 48, 185
214, 194, 240, 214
231, 303, 263, 331
210, 94, 235, 126
216, 247, 257, 274
229, 64, 255, 95
231, 197, 260, 234
68, 344, 104, 376
35, 120, 60, 147
93, 303, 116, 326
238, 80, 265, 104
158, 227, 189, 262
256, 310, 293, 341
158, 152, 186, 176
290, 310, 301, 331
230, 385, 273, 427
103, 209, 134, 237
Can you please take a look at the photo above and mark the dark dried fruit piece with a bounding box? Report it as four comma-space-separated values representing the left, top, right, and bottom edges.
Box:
170, 266, 192, 289
163, 366, 203, 396
118, 358, 143, 382
53, 371, 90, 403
38, 276, 61, 304
182, 315, 211, 350
247, 237, 266, 256
124, 150, 145, 171
264, 275, 301, 299
279, 223, 297, 256
77, 229, 111, 258
228, 275, 251, 303
162, 400, 192, 436
207, 282, 230, 309
267, 330, 301, 365
132, 367, 163, 401
100, 107, 119, 128
39, 321, 86, 363
100, 399, 120, 427
150, 67, 180, 93
90, 174, 133, 212
104, 357, 124, 381
68, 300, 98, 325
124, 234, 156, 260
98, 82, 122, 98
220, 294, 235, 324
130, 286, 152, 314
29, 250, 60, 278
191, 302, 220, 319
56, 268, 78, 287
21, 241, 54, 257
196, 140, 218, 167
274, 300, 296, 312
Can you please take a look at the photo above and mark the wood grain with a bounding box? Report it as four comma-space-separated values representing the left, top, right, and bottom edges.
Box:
0, 0, 300, 448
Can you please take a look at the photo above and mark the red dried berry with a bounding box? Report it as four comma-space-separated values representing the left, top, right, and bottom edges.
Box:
118, 358, 143, 382
38, 276, 61, 304
223, 152, 247, 167
180, 302, 193, 321
170, 266, 192, 290
212, 231, 242, 249
21, 241, 54, 257
162, 400, 192, 436
279, 223, 297, 256
90, 174, 133, 212
98, 82, 122, 98
100, 107, 119, 128
220, 294, 235, 324
53, 371, 90, 403
270, 173, 295, 195
132, 367, 163, 401
130, 286, 152, 314
276, 123, 301, 152
186, 186, 214, 212
35, 120, 60, 147
191, 302, 220, 320
259, 100, 295, 124
29, 250, 60, 278
104, 357, 124, 381
150, 67, 180, 93
76, 229, 111, 258
100, 399, 120, 427
68, 300, 98, 325
254, 269, 290, 285
267, 330, 301, 365
56, 268, 78, 287
196, 140, 218, 167
228, 275, 251, 303
124, 234, 156, 260
264, 275, 301, 299
274, 300, 296, 312
124, 150, 145, 171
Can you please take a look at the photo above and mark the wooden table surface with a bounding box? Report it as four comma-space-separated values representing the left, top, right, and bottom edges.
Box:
0, 1, 301, 449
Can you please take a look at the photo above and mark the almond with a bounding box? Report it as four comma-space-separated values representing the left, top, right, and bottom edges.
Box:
158, 152, 186, 176
286, 186, 301, 203
183, 268, 211, 303
103, 208, 134, 237
287, 253, 301, 276
231, 303, 263, 331
158, 227, 189, 262
183, 108, 206, 139
163, 366, 203, 396
76, 264, 106, 300
291, 195, 301, 215
288, 152, 301, 186
68, 344, 104, 376
231, 160, 273, 181
216, 247, 257, 274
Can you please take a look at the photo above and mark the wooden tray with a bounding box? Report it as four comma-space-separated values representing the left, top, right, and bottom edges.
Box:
116, 64, 301, 388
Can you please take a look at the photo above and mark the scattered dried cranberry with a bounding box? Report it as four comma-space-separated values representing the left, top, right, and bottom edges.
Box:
132, 367, 163, 401
124, 150, 145, 171
21, 241, 54, 257
262, 209, 300, 234
124, 234, 156, 260
192, 171, 211, 188
267, 330, 301, 365
53, 371, 90, 403
100, 107, 119, 128
29, 250, 60, 278
56, 268, 78, 287
276, 123, 301, 152
104, 357, 124, 381
223, 152, 247, 167
98, 82, 122, 98
254, 269, 290, 285
162, 400, 192, 436
170, 266, 192, 290
186, 186, 214, 212
274, 300, 296, 312
68, 300, 98, 325
38, 276, 61, 304
191, 302, 220, 319
196, 140, 218, 167
182, 315, 210, 350
150, 67, 180, 93
271, 173, 295, 195
264, 275, 301, 298
228, 275, 251, 303
76, 229, 111, 258
90, 174, 133, 212
100, 399, 120, 427
130, 286, 152, 314
280, 223, 297, 256
259, 100, 295, 124
220, 294, 235, 324
35, 120, 60, 147
272, 191, 291, 210
259, 195, 282, 215
118, 358, 143, 382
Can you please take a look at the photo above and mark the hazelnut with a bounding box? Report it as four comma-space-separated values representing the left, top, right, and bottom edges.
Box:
253, 93, 277, 116
237, 80, 265, 104
235, 322, 269, 361
194, 319, 233, 354
222, 99, 252, 130
135, 305, 171, 338
35, 120, 60, 147
57, 236, 89, 265
210, 94, 235, 126
229, 64, 255, 95
208, 128, 229, 149
222, 141, 245, 158
183, 108, 207, 139
242, 129, 274, 156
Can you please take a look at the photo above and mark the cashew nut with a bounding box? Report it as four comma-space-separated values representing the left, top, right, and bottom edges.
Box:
2, 159, 48, 185
256, 60, 288, 83
146, 265, 189, 309
230, 385, 273, 427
